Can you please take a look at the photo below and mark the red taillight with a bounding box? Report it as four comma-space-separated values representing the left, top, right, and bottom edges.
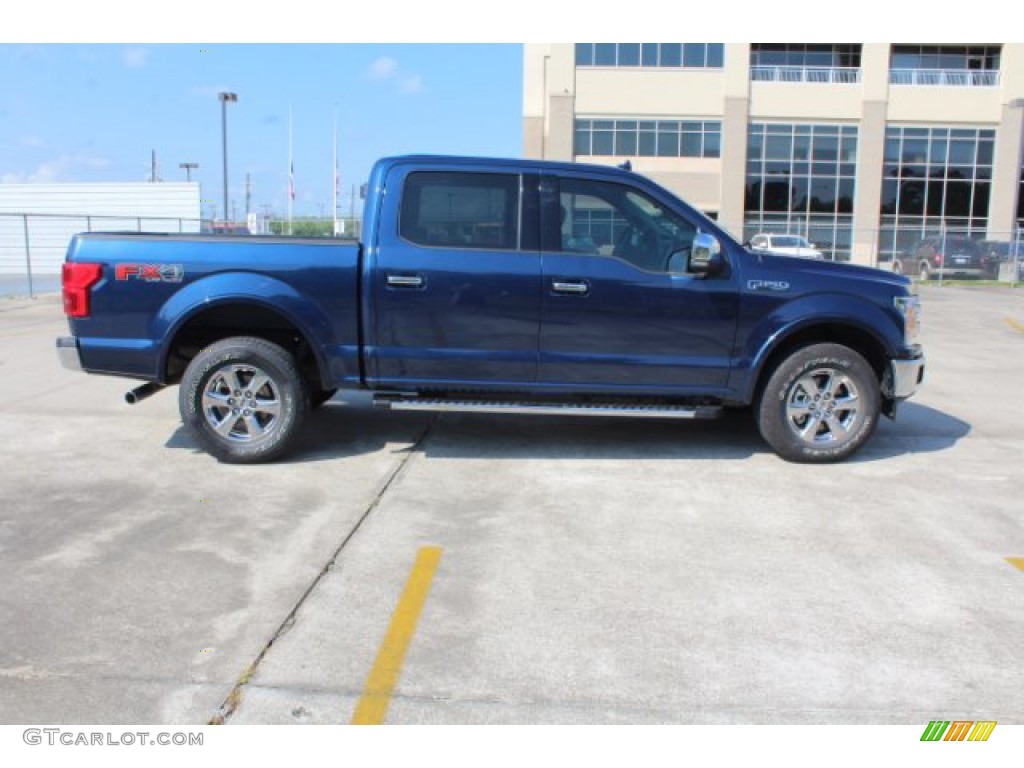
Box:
933, 253, 943, 266
62, 262, 103, 318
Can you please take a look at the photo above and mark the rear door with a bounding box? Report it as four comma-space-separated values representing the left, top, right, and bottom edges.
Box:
538, 172, 738, 393
365, 165, 541, 388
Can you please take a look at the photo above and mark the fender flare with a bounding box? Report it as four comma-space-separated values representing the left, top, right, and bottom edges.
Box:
152, 272, 333, 386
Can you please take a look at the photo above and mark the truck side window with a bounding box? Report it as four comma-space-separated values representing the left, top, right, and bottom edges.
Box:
558, 177, 696, 273
400, 172, 520, 250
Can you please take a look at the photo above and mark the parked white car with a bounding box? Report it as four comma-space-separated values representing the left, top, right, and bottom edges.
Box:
748, 233, 825, 260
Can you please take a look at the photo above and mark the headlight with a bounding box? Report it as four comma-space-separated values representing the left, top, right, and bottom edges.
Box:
894, 295, 921, 345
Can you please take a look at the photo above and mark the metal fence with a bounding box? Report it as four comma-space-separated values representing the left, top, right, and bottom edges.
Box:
0, 213, 365, 298
739, 218, 1024, 285
888, 68, 1000, 87
0, 213, 206, 297
750, 66, 861, 84
3, 211, 1020, 299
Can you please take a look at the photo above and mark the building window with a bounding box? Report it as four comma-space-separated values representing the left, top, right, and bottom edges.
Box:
399, 172, 520, 251
878, 125, 994, 260
575, 119, 721, 158
575, 43, 724, 69
750, 44, 861, 83
889, 45, 1001, 86
744, 123, 858, 261
751, 44, 861, 68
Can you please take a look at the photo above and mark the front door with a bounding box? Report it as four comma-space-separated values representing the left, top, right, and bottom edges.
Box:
538, 173, 739, 394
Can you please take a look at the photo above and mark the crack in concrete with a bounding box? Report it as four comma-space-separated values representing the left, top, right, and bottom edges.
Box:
208, 414, 439, 725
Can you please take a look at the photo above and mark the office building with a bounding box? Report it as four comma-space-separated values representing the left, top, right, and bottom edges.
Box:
523, 43, 1024, 264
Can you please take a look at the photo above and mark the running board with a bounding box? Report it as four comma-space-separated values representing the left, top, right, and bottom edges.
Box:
373, 396, 721, 420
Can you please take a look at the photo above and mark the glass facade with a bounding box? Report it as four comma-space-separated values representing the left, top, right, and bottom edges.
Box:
574, 119, 721, 159
890, 45, 1001, 71
744, 123, 858, 261
878, 126, 994, 259
751, 44, 861, 68
575, 43, 724, 69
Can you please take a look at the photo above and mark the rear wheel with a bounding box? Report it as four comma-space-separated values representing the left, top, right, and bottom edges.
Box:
756, 343, 880, 463
179, 336, 307, 463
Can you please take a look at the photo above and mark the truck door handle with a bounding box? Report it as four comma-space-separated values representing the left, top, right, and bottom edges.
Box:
386, 274, 424, 288
551, 280, 589, 296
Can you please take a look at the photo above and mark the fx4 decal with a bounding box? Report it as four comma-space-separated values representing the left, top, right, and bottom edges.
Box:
115, 264, 185, 283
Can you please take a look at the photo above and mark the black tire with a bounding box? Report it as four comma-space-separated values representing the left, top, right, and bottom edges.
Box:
756, 343, 880, 463
179, 336, 308, 463
310, 388, 338, 409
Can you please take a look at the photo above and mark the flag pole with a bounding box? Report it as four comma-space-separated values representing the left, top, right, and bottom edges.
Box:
333, 102, 339, 236
288, 105, 294, 235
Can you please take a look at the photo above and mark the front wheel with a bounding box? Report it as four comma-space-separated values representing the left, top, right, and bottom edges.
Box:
756, 343, 880, 463
179, 336, 308, 463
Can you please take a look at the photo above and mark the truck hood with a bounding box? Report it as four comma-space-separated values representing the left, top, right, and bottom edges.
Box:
769, 246, 823, 260
758, 252, 912, 291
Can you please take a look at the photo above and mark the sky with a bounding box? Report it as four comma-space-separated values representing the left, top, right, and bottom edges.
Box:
0, 44, 523, 220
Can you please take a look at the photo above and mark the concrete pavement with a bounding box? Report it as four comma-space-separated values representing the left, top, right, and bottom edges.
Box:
1, 286, 1022, 724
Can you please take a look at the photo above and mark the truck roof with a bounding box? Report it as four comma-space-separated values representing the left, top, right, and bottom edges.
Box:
374, 154, 638, 178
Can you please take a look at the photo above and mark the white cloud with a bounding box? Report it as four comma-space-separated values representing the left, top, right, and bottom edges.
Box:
19, 135, 44, 148
122, 47, 149, 69
398, 74, 424, 94
368, 56, 399, 80
1, 154, 112, 183
76, 154, 111, 171
366, 56, 424, 95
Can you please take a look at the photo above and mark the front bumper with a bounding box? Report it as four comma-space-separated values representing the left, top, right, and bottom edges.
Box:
56, 336, 83, 372
884, 354, 925, 400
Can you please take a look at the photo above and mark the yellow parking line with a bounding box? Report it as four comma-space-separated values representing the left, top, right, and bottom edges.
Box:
351, 546, 443, 725
1006, 318, 1024, 334
1006, 557, 1024, 572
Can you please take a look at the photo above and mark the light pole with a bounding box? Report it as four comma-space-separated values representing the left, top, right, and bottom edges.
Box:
179, 162, 199, 182
218, 92, 238, 223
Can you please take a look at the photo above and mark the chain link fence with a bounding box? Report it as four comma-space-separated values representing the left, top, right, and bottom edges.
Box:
739, 218, 1023, 286
0, 213, 366, 297
2, 211, 1019, 299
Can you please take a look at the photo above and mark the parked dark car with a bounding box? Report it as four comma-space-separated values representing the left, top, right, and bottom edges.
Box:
894, 237, 985, 280
977, 240, 1023, 280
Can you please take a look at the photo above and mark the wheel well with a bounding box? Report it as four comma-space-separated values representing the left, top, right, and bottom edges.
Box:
753, 323, 888, 404
164, 303, 323, 387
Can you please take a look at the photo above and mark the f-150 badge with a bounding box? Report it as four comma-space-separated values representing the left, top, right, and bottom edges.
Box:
747, 279, 790, 292
115, 264, 185, 283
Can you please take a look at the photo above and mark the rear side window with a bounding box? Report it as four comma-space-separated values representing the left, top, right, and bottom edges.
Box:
400, 171, 520, 250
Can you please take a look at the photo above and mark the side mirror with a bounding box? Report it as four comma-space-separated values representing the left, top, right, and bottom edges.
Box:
688, 233, 723, 276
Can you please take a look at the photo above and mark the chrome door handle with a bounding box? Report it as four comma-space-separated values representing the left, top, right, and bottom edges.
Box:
386, 274, 424, 288
551, 280, 589, 295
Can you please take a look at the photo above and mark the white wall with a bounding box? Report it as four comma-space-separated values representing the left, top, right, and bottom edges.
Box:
0, 182, 200, 275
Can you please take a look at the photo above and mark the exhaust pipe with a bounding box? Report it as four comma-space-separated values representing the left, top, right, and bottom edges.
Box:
125, 382, 165, 405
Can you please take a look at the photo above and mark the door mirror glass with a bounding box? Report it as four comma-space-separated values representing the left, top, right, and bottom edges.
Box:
688, 233, 723, 275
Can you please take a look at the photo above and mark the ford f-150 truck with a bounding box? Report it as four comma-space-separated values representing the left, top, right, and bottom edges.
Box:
56, 155, 924, 463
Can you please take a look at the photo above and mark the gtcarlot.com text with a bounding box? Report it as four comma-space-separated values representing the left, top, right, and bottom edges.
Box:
23, 729, 203, 746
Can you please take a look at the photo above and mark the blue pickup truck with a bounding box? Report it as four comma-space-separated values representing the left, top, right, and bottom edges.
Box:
57, 155, 924, 463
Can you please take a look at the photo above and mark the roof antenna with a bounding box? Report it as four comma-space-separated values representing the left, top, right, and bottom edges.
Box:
618, 160, 633, 172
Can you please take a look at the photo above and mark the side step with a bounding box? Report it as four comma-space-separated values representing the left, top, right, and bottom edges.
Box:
373, 395, 721, 420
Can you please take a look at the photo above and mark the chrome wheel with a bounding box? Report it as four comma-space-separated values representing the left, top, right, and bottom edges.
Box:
201, 364, 282, 444
784, 367, 860, 448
